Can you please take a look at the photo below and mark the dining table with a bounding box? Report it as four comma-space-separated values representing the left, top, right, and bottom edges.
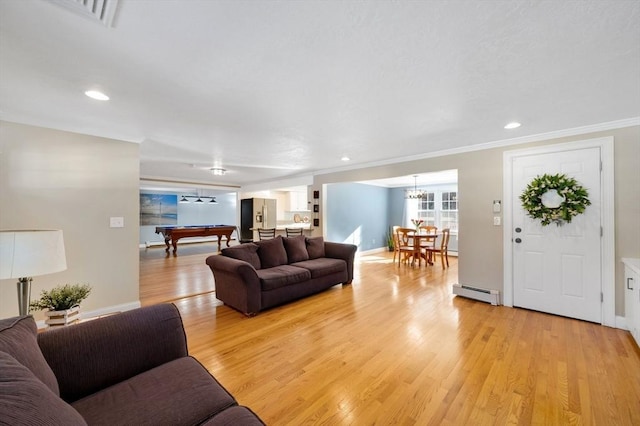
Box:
407, 231, 439, 266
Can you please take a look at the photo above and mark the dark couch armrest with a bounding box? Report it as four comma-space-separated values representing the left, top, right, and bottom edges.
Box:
206, 255, 262, 315
324, 242, 357, 283
37, 303, 187, 403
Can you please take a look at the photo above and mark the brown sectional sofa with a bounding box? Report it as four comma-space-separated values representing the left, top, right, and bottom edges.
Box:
206, 235, 357, 316
0, 303, 264, 425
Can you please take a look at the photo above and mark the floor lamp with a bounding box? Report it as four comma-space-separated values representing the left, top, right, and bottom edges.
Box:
0, 230, 67, 316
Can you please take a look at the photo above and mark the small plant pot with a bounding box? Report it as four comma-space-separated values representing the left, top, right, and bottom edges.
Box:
45, 305, 80, 327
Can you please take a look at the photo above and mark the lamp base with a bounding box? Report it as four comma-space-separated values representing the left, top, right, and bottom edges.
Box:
17, 277, 32, 316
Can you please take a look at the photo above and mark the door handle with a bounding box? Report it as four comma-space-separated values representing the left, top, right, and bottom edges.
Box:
628, 277, 634, 290
514, 238, 522, 243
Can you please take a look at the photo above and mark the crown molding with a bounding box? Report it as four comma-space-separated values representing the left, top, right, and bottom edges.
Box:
314, 117, 640, 177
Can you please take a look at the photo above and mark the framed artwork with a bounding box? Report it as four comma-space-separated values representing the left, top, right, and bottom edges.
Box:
313, 190, 319, 199
140, 194, 178, 226
313, 204, 319, 212
313, 218, 319, 226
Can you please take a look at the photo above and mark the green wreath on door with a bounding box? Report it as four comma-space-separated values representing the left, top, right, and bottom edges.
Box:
519, 173, 591, 226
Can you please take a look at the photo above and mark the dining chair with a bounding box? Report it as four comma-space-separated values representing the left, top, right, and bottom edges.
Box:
422, 228, 450, 268
419, 225, 437, 235
395, 227, 417, 266
258, 228, 276, 240
285, 227, 303, 237
391, 225, 401, 264
418, 225, 438, 261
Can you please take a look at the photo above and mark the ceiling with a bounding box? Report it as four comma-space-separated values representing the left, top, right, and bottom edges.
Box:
1, 0, 639, 189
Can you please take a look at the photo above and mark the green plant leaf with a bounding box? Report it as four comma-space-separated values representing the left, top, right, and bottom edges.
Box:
29, 283, 91, 311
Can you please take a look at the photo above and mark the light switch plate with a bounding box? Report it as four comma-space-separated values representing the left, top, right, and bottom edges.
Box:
110, 217, 124, 228
493, 216, 501, 226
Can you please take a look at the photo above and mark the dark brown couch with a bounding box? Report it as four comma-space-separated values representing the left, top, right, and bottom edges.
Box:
206, 235, 357, 316
0, 303, 264, 425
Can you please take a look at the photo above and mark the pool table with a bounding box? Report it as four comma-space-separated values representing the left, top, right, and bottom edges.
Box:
155, 225, 236, 253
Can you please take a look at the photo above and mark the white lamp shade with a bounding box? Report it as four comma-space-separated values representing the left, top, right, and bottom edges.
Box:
0, 230, 67, 279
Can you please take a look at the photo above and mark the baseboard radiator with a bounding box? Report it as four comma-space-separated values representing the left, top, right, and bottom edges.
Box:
452, 284, 500, 306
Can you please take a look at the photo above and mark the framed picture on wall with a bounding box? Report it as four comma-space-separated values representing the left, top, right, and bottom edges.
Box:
313, 190, 319, 199
313, 204, 319, 212
140, 194, 178, 226
313, 218, 319, 226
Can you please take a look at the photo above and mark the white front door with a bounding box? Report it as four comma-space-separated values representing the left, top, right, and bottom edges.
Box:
511, 146, 602, 322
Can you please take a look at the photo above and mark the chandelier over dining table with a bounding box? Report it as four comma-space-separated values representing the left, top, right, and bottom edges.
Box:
405, 175, 428, 199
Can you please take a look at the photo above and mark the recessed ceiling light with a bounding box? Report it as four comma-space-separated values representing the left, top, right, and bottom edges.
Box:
210, 168, 226, 176
85, 90, 109, 101
341, 156, 350, 162
504, 122, 521, 129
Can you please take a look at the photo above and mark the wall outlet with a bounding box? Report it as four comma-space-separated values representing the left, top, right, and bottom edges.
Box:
110, 217, 124, 228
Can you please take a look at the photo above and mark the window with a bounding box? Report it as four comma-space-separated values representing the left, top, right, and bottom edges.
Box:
406, 189, 458, 232
442, 192, 457, 210
419, 193, 435, 210
416, 192, 435, 226
440, 191, 458, 232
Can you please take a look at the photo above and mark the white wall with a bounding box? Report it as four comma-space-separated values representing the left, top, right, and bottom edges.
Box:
0, 121, 140, 319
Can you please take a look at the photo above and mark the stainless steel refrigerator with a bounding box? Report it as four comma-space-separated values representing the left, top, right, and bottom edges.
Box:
240, 198, 277, 242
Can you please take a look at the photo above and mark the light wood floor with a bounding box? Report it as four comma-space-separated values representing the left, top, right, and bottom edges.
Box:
140, 245, 640, 425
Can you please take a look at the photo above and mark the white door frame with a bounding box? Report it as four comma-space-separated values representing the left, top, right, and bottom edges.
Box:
502, 137, 615, 327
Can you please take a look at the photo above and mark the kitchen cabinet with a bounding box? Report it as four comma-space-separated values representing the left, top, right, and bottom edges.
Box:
288, 190, 308, 211
623, 258, 640, 347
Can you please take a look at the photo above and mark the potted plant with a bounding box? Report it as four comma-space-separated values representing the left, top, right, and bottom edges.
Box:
29, 283, 91, 327
386, 227, 395, 252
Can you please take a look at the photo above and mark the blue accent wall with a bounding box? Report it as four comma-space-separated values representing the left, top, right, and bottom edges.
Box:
388, 187, 406, 227
326, 182, 391, 251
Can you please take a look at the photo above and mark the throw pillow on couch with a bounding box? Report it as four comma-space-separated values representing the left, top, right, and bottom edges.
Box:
221, 235, 327, 270
281, 235, 309, 263
255, 236, 289, 268
305, 236, 325, 259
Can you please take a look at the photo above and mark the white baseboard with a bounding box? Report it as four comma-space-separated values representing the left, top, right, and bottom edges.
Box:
36, 300, 141, 330
81, 301, 141, 319
615, 315, 628, 330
